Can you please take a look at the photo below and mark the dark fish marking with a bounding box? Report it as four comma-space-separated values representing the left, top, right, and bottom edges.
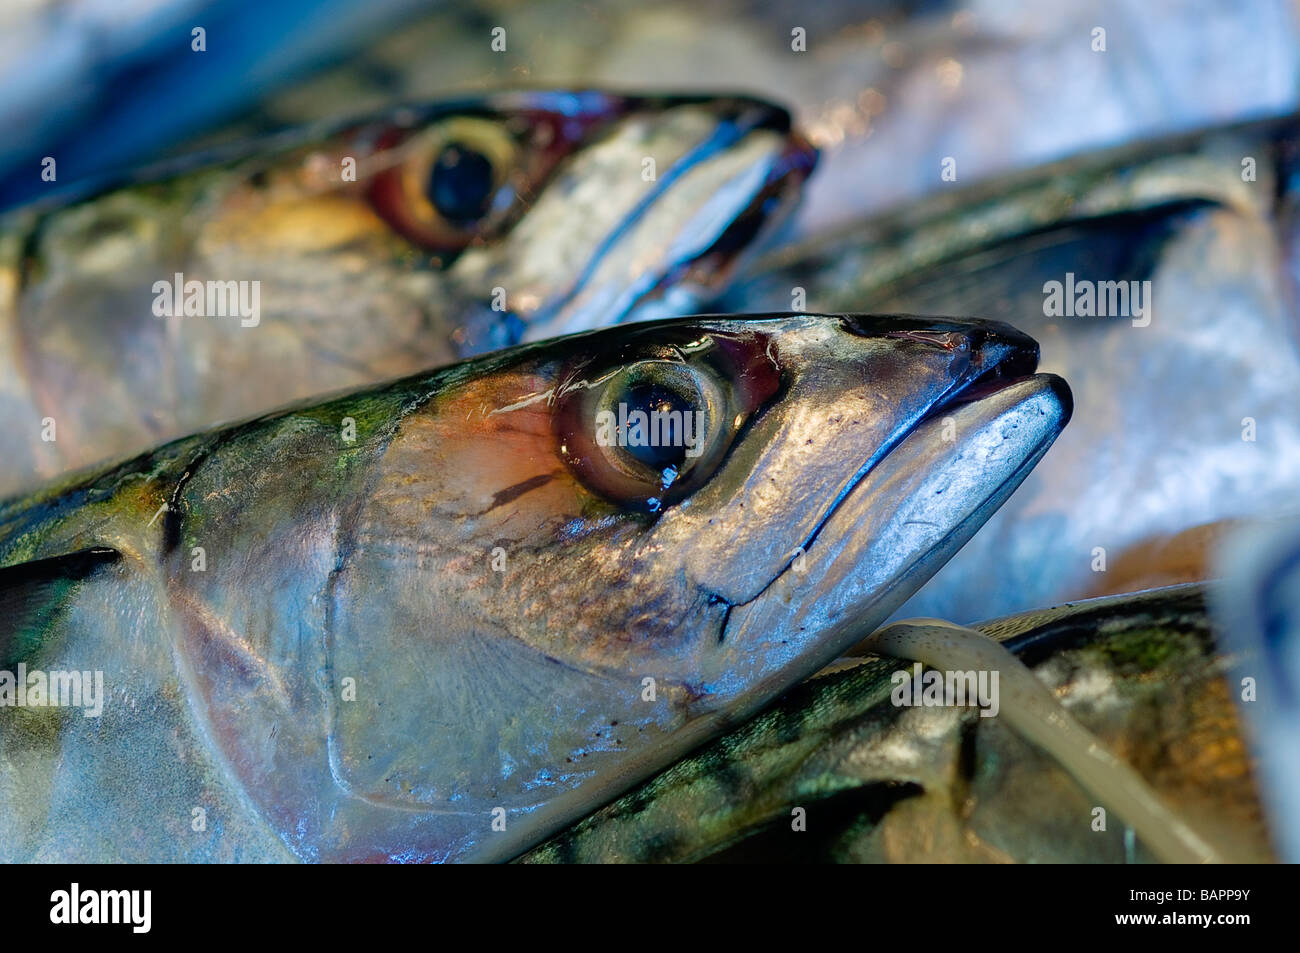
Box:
0, 547, 121, 667
716, 598, 734, 644
162, 469, 192, 555
997, 586, 1210, 668
957, 717, 979, 789
486, 473, 555, 512
697, 781, 925, 864
163, 438, 230, 555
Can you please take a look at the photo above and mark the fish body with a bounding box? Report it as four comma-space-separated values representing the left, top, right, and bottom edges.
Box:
0, 90, 814, 497
724, 116, 1300, 622
522, 584, 1273, 864
0, 312, 1069, 862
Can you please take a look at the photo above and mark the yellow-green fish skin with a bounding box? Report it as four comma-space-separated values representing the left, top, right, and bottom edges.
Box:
520, 585, 1272, 864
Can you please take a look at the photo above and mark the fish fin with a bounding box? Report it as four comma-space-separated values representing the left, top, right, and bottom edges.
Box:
0, 547, 121, 666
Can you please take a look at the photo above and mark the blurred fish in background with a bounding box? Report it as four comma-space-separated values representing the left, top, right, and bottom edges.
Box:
198, 0, 1300, 236
9, 1, 1297, 224
1215, 518, 1300, 862
0, 0, 429, 210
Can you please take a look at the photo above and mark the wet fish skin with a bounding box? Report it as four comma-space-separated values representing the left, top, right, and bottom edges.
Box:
521, 585, 1273, 864
722, 116, 1300, 623
0, 312, 1067, 862
0, 90, 814, 497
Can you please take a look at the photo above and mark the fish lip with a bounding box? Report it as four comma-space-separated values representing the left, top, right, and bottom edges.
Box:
932, 365, 1074, 425
898, 317, 1045, 421
684, 128, 820, 279
917, 347, 1064, 427
788, 321, 1060, 594
861, 315, 1046, 426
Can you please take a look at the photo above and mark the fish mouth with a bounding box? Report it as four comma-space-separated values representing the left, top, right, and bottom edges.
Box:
514, 97, 819, 342
877, 316, 1047, 422
712, 319, 1071, 703
671, 125, 819, 285
801, 315, 1053, 542
803, 317, 1070, 587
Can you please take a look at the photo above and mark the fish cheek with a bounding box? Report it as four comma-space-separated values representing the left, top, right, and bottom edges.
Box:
432, 397, 587, 531
426, 379, 723, 667
189, 172, 461, 405
204, 189, 398, 256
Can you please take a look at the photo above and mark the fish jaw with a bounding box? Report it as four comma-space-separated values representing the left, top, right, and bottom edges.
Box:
696, 367, 1072, 720
451, 96, 817, 352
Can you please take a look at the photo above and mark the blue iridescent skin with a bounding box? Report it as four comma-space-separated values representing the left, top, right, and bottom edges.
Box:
0, 312, 1069, 862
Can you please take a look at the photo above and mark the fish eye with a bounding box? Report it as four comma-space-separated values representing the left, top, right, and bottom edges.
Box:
557, 360, 727, 512
553, 334, 781, 512
428, 143, 497, 224
367, 117, 520, 253
617, 379, 698, 472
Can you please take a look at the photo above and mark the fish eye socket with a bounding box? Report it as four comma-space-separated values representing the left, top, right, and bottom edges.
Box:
555, 357, 736, 512
367, 117, 519, 254
597, 363, 719, 479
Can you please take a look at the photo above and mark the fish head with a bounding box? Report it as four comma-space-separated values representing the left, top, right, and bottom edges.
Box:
256, 312, 1068, 860
215, 89, 810, 355
461, 314, 1070, 703
421, 91, 817, 351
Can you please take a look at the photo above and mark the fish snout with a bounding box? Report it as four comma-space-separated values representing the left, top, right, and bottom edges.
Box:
698, 96, 819, 180
842, 313, 1039, 376
841, 314, 1047, 424
669, 97, 819, 269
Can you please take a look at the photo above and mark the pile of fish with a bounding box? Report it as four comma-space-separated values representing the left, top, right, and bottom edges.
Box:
1, 2, 1297, 863
522, 585, 1273, 864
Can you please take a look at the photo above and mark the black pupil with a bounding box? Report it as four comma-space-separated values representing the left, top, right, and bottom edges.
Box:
428, 144, 496, 224
619, 382, 698, 473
